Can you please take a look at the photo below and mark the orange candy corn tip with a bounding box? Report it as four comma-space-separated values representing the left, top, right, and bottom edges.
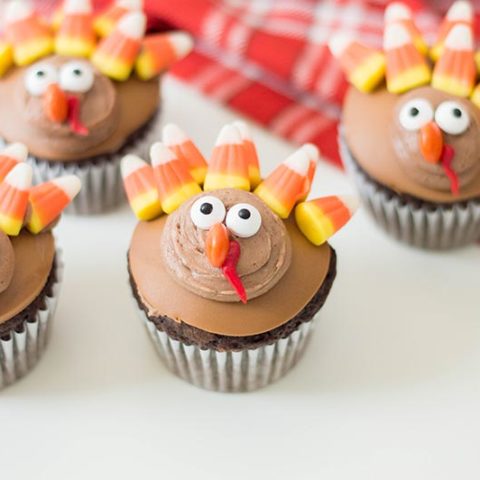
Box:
328, 33, 385, 93
232, 121, 262, 188
150, 142, 201, 214
384, 22, 431, 94
0, 163, 32, 236
27, 175, 81, 234
162, 123, 207, 184
0, 143, 28, 182
204, 125, 250, 192
299, 143, 319, 197
432, 24, 476, 97
121, 154, 162, 221
295, 195, 359, 246
94, 0, 143, 37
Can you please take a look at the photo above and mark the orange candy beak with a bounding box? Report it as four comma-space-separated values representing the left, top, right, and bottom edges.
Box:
43, 83, 68, 123
419, 122, 444, 164
205, 222, 230, 268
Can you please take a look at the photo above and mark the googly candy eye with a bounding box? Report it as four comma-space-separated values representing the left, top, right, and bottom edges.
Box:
190, 195, 226, 230
25, 63, 58, 96
59, 61, 95, 93
399, 98, 434, 131
435, 101, 470, 135
226, 203, 262, 238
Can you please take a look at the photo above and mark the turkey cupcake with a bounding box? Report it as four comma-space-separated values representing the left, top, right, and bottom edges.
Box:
122, 122, 357, 392
0, 142, 81, 389
0, 0, 192, 214
330, 1, 480, 249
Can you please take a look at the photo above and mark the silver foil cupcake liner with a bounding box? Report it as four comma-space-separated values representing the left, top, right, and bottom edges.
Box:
339, 130, 480, 249
134, 301, 315, 393
0, 252, 63, 390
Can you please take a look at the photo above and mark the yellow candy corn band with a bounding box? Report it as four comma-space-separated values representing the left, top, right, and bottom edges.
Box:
254, 185, 292, 219
93, 18, 115, 38
430, 43, 443, 61
26, 212, 45, 234
0, 213, 23, 236
0, 43, 13, 77
203, 173, 250, 192
55, 37, 95, 57
413, 36, 429, 55
161, 183, 201, 214
349, 52, 386, 93
13, 37, 54, 66
387, 64, 431, 93
432, 74, 473, 97
295, 203, 335, 246
470, 84, 480, 108
248, 166, 261, 188
130, 190, 163, 221
91, 52, 133, 81
189, 167, 207, 185
135, 53, 158, 80
475, 51, 480, 73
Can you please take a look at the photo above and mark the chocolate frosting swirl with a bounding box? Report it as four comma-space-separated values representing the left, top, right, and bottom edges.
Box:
162, 189, 292, 302
0, 231, 14, 294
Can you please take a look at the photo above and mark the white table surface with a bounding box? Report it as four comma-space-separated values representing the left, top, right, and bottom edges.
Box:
1, 76, 479, 480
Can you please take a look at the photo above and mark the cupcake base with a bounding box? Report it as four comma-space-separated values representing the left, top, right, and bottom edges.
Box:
339, 129, 480, 249
0, 253, 63, 389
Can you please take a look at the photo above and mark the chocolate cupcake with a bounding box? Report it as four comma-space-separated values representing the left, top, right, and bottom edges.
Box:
0, 0, 192, 214
330, 1, 480, 249
0, 142, 81, 389
122, 122, 357, 392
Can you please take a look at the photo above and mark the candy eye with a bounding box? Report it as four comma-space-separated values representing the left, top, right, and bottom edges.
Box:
435, 101, 470, 135
226, 203, 262, 238
24, 64, 58, 96
399, 98, 434, 131
59, 61, 95, 93
190, 195, 226, 230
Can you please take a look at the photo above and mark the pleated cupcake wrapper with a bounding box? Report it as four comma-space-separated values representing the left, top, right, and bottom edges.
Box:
339, 129, 480, 249
133, 300, 315, 393
0, 115, 162, 215
0, 251, 63, 390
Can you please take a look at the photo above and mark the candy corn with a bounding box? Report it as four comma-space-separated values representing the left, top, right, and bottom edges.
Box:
121, 154, 162, 221
55, 0, 96, 57
384, 2, 428, 54
204, 125, 250, 192
0, 41, 13, 77
232, 121, 261, 188
295, 196, 358, 246
0, 163, 32, 236
91, 11, 146, 81
431, 1, 473, 61
4, 1, 54, 66
299, 143, 319, 200
162, 124, 207, 185
27, 176, 81, 234
135, 32, 193, 80
151, 142, 201, 214
432, 24, 476, 97
328, 33, 385, 93
384, 23, 431, 94
94, 0, 143, 38
0, 143, 28, 182
254, 148, 311, 219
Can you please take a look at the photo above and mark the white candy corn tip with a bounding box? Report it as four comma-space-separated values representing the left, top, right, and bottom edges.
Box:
51, 175, 82, 200
215, 124, 242, 146
444, 24, 473, 51
5, 0, 34, 24
284, 149, 310, 176
384, 23, 411, 50
446, 1, 472, 21
121, 154, 148, 178
63, 0, 93, 14
385, 2, 412, 23
117, 11, 146, 39
328, 33, 354, 57
1, 143, 28, 163
167, 32, 194, 58
117, 0, 143, 10
163, 123, 189, 145
232, 120, 252, 140
300, 143, 319, 164
150, 142, 177, 166
5, 163, 32, 190
339, 195, 360, 215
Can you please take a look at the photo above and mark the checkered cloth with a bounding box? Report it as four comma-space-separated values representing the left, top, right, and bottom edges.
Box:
34, 0, 477, 167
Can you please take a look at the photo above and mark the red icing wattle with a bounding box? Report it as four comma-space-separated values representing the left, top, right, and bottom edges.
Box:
222, 240, 247, 304
441, 144, 459, 196
67, 96, 89, 136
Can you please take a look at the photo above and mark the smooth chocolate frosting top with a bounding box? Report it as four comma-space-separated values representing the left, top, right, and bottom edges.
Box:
0, 55, 159, 162
0, 231, 55, 324
343, 86, 480, 203
129, 215, 332, 337
162, 189, 292, 303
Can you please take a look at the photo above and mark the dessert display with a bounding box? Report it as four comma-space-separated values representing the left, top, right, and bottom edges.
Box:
0, 0, 192, 214
0, 142, 81, 389
122, 121, 357, 392
330, 1, 480, 249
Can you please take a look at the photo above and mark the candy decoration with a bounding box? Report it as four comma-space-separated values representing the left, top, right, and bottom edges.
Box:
150, 142, 201, 214
91, 11, 146, 81
232, 121, 261, 188
121, 154, 162, 220
0, 163, 32, 236
470, 82, 480, 109
0, 41, 13, 78
222, 240, 247, 304
204, 125, 250, 192
4, 1, 54, 66
44, 84, 68, 124
384, 23, 431, 94
432, 24, 476, 98
475, 51, 480, 75
295, 196, 359, 246
27, 176, 81, 234
0, 143, 28, 182
431, 1, 473, 61
328, 33, 385, 93
55, 0, 96, 57
299, 143, 319, 200
135, 32, 193, 81
254, 148, 311, 219
205, 222, 229, 268
94, 0, 143, 38
384, 2, 428, 54
162, 124, 207, 184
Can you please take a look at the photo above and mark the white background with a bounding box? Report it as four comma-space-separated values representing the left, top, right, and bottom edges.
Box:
1, 76, 479, 479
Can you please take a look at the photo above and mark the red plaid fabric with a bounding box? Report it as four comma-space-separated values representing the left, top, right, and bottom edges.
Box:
33, 1, 480, 167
